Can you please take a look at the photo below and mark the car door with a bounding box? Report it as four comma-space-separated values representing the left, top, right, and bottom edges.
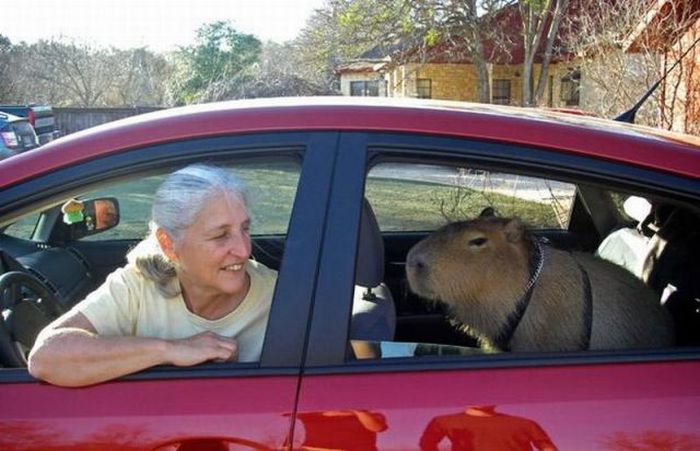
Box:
294, 131, 700, 449
0, 132, 339, 450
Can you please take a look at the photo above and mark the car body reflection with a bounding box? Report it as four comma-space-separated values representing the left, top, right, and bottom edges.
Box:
419, 405, 557, 451
288, 409, 388, 451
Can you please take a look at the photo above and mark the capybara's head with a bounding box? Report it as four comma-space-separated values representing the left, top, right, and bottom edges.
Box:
405, 216, 535, 310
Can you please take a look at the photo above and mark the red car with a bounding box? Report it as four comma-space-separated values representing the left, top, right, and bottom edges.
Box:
0, 98, 698, 450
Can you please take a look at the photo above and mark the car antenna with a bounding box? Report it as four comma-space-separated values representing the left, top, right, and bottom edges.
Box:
615, 35, 700, 123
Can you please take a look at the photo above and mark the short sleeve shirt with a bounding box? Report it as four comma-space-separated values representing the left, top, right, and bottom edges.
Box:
72, 259, 277, 362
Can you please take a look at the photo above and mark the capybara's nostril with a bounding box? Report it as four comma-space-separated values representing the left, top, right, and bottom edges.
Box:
406, 252, 426, 271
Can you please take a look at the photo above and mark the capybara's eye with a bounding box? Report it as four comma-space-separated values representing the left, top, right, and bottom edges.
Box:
468, 237, 488, 247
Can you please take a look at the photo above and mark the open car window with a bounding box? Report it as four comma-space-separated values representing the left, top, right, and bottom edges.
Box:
350, 158, 692, 362
366, 163, 577, 232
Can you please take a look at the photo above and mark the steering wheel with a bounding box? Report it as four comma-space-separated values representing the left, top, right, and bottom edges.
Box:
0, 271, 66, 367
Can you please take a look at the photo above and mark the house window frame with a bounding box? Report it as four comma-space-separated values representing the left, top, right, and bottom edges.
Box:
560, 69, 581, 106
492, 79, 511, 105
350, 80, 381, 97
416, 78, 432, 99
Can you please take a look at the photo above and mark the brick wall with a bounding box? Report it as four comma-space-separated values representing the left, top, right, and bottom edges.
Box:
386, 62, 560, 106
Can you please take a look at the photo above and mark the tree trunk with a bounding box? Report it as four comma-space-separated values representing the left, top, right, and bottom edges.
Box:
534, 0, 569, 105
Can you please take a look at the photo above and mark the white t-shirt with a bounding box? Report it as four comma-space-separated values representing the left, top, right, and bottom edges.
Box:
73, 259, 278, 362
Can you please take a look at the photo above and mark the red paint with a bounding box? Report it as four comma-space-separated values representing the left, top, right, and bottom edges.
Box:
2, 98, 698, 188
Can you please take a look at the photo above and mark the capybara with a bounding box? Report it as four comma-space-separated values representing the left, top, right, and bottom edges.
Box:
405, 215, 675, 352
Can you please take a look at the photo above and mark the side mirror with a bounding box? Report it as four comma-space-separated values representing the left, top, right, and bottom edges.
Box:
61, 197, 120, 240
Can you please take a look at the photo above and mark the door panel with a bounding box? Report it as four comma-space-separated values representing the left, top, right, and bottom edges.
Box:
0, 375, 298, 450
0, 132, 344, 449
295, 361, 700, 449
298, 131, 700, 449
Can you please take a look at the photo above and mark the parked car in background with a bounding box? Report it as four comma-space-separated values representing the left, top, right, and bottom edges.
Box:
0, 104, 59, 145
0, 98, 698, 449
0, 112, 39, 160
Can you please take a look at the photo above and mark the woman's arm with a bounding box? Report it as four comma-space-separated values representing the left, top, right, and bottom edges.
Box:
28, 311, 238, 387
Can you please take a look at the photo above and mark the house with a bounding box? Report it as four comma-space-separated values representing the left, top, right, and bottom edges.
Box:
624, 0, 700, 135
336, 3, 583, 108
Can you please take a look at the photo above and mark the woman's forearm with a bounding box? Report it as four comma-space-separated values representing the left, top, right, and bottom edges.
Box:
28, 328, 171, 387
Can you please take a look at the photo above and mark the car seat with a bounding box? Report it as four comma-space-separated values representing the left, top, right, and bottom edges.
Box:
350, 199, 396, 342
640, 204, 700, 346
598, 198, 700, 346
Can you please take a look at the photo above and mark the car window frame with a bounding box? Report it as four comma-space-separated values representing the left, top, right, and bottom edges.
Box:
303, 130, 700, 374
0, 131, 340, 383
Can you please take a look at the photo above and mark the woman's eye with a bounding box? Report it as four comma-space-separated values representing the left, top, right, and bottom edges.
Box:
469, 237, 488, 247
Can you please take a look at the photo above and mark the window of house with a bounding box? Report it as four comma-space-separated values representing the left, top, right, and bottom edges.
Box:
560, 69, 581, 106
416, 78, 432, 99
492, 79, 511, 105
350, 80, 380, 97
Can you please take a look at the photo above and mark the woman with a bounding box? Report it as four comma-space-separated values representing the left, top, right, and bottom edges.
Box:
28, 164, 277, 387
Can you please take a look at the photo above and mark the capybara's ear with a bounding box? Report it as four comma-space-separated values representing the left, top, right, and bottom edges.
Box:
503, 218, 524, 242
479, 206, 496, 218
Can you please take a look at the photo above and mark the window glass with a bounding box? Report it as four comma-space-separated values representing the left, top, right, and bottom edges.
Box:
81, 160, 300, 241
350, 81, 365, 96
560, 69, 581, 106
365, 162, 576, 232
4, 160, 300, 242
350, 80, 380, 97
416, 78, 432, 99
492, 79, 511, 105
4, 213, 40, 239
353, 160, 685, 363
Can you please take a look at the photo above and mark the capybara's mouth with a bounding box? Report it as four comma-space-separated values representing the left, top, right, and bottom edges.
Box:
406, 264, 435, 299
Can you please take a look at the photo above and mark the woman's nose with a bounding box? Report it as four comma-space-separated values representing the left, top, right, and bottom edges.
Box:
228, 233, 251, 257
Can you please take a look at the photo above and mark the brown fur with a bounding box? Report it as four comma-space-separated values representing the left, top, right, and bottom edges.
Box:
405, 216, 675, 352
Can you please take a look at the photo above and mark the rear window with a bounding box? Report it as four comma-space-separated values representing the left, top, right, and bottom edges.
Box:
10, 120, 36, 137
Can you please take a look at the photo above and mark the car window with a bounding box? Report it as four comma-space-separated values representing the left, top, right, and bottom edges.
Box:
3, 213, 41, 238
350, 159, 685, 362
83, 161, 299, 241
366, 162, 576, 232
5, 161, 301, 243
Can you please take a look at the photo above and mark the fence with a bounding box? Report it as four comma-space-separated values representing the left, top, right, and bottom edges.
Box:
53, 107, 164, 136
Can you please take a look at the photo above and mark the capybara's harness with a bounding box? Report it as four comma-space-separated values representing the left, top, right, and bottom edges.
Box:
494, 239, 593, 351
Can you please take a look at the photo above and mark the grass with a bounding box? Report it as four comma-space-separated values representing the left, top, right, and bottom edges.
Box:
366, 177, 561, 232
7, 165, 564, 241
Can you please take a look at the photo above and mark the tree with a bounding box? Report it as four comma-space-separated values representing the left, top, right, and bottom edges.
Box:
194, 41, 336, 101
168, 21, 262, 104
519, 0, 570, 106
0, 34, 14, 101
299, 0, 571, 106
563, 0, 699, 132
294, 0, 393, 90
113, 48, 172, 107
14, 40, 122, 107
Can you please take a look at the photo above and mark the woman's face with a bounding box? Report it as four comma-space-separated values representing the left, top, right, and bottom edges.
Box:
169, 191, 252, 300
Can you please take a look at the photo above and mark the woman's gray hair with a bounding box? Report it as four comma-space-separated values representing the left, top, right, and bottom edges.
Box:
127, 164, 248, 297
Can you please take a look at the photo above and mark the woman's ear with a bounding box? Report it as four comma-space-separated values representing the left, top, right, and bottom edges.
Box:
155, 228, 177, 262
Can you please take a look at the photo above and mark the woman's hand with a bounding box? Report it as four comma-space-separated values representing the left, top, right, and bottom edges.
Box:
166, 331, 238, 366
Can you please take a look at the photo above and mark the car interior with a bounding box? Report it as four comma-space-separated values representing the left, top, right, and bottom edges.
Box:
0, 158, 699, 369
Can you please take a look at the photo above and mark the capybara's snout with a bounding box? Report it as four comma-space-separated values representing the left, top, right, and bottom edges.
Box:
406, 246, 427, 273
405, 241, 435, 297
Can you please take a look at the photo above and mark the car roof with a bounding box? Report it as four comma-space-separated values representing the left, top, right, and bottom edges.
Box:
0, 112, 28, 124
1, 97, 698, 188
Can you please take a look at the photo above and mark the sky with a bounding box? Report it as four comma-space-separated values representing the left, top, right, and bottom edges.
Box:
2, 0, 326, 52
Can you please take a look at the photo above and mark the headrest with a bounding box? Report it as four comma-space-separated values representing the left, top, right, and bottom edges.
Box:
354, 199, 385, 287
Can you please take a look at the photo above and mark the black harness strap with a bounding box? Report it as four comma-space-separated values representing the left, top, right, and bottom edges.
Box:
495, 240, 544, 351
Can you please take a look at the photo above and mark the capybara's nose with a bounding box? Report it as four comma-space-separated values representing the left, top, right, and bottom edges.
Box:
406, 250, 427, 272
